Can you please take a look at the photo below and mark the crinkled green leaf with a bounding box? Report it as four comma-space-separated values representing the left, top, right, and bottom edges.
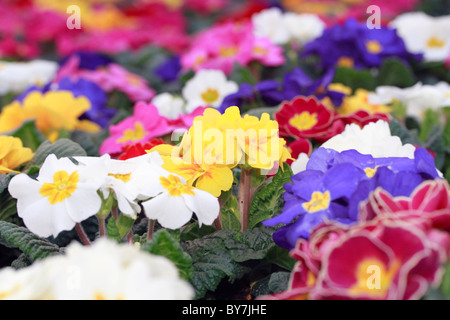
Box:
228, 227, 277, 262
248, 163, 293, 229
29, 138, 87, 166
182, 230, 250, 299
0, 221, 61, 261
142, 229, 193, 281
180, 222, 216, 241
268, 271, 291, 294
221, 207, 241, 232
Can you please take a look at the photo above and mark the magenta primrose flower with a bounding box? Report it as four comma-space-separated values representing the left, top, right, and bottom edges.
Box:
99, 102, 173, 156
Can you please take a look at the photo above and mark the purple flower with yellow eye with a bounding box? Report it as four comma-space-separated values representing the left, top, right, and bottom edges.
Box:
263, 163, 365, 244
267, 147, 441, 249
302, 19, 421, 70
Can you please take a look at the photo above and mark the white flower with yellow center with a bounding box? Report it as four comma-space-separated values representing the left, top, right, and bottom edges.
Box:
0, 238, 194, 300
140, 169, 220, 229
368, 82, 449, 118
8, 154, 103, 238
390, 12, 450, 62
282, 12, 325, 45
182, 69, 238, 113
0, 60, 58, 95
75, 153, 166, 219
48, 239, 194, 300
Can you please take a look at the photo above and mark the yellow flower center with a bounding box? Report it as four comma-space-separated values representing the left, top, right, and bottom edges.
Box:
201, 88, 220, 105
117, 122, 147, 143
219, 46, 238, 58
126, 74, 142, 86
108, 173, 132, 182
349, 259, 399, 298
289, 112, 318, 131
365, 40, 383, 54
40, 170, 79, 205
253, 46, 268, 56
337, 57, 354, 68
160, 174, 195, 197
426, 36, 445, 48
364, 166, 379, 178
302, 191, 331, 213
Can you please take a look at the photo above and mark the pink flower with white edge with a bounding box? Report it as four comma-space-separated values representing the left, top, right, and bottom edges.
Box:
100, 102, 173, 156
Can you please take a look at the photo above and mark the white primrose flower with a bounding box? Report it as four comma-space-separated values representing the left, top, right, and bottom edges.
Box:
8, 154, 103, 238
48, 238, 194, 300
0, 264, 51, 300
0, 238, 194, 300
282, 12, 325, 45
321, 120, 416, 159
152, 92, 186, 120
182, 69, 238, 112
140, 169, 220, 230
252, 8, 325, 46
390, 12, 450, 62
252, 7, 291, 45
74, 152, 166, 219
368, 82, 450, 118
0, 60, 58, 95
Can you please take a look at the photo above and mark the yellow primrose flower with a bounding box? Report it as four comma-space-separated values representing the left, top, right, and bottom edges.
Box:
0, 136, 34, 174
184, 107, 291, 170
337, 89, 393, 115
148, 144, 234, 197
0, 91, 100, 142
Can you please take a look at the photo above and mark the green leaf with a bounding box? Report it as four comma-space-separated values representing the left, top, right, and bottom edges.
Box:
180, 222, 216, 241
70, 130, 108, 157
333, 67, 377, 92
266, 245, 296, 271
11, 253, 32, 270
230, 62, 257, 85
377, 58, 415, 88
115, 213, 135, 239
268, 271, 291, 294
106, 217, 122, 243
419, 109, 440, 142
142, 229, 194, 281
228, 226, 277, 262
248, 163, 293, 229
8, 120, 46, 151
0, 221, 61, 261
182, 229, 250, 299
0, 174, 18, 223
220, 207, 241, 232
440, 263, 450, 299
389, 119, 420, 146
29, 139, 87, 166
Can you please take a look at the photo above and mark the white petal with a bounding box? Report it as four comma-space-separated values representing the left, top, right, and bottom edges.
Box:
182, 189, 219, 227
141, 193, 193, 229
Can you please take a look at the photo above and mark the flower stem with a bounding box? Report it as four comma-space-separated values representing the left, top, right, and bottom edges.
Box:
238, 168, 253, 232
214, 196, 223, 230
111, 205, 118, 220
97, 216, 106, 237
147, 219, 155, 242
75, 223, 91, 246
